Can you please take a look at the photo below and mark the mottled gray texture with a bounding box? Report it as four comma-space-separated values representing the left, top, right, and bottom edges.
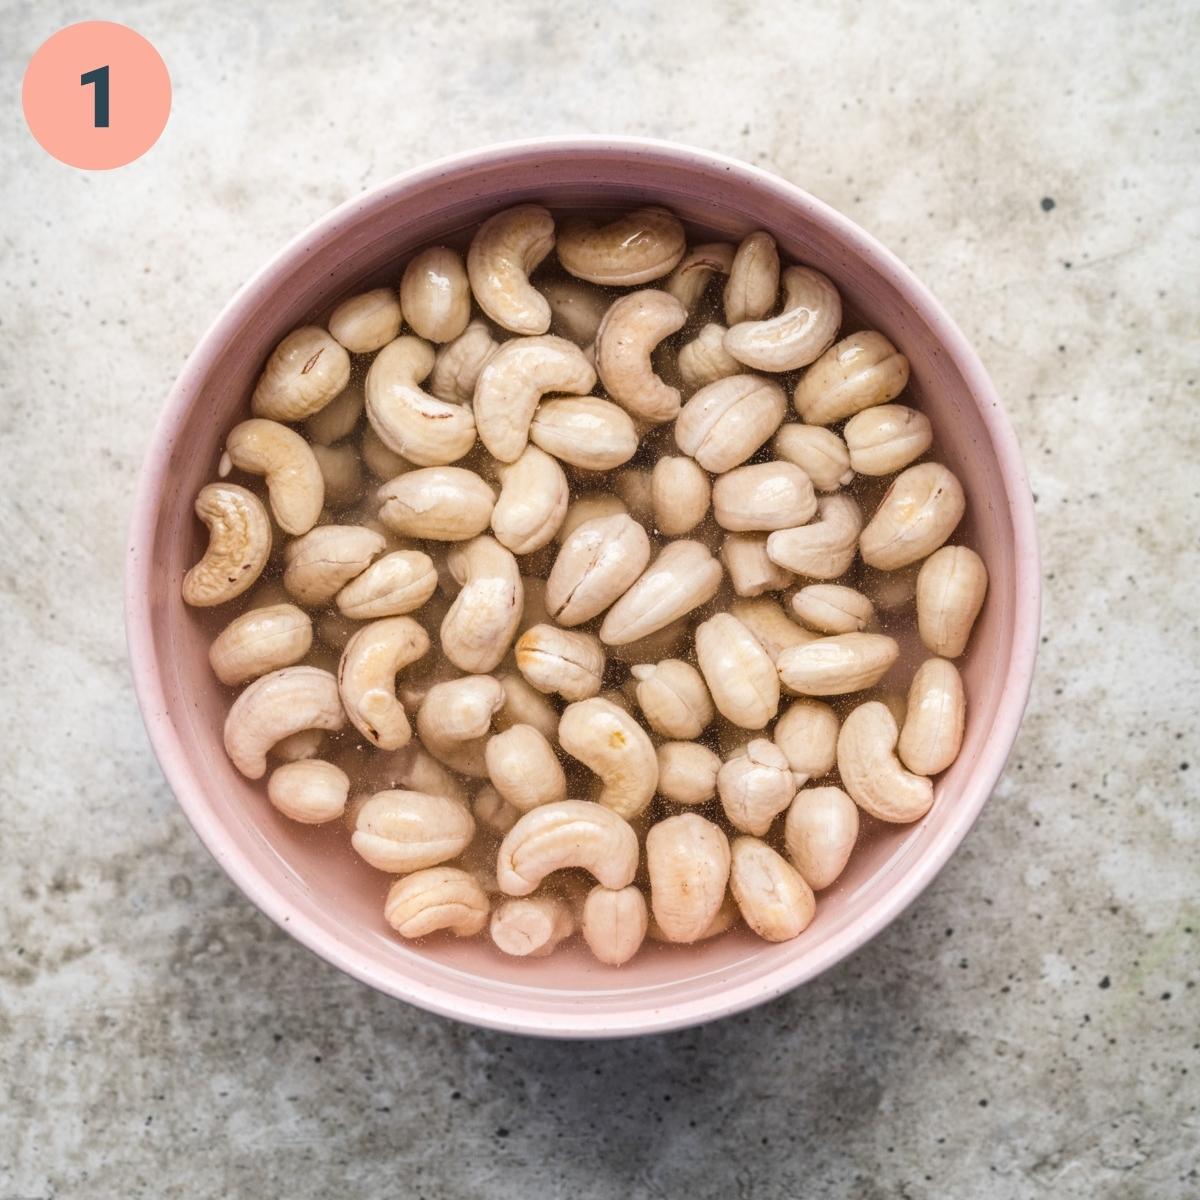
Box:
1, 1, 1197, 1196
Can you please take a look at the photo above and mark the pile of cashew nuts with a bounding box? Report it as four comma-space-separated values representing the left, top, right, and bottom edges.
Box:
183, 204, 989, 965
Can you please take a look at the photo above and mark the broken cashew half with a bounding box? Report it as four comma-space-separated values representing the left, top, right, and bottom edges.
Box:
338, 616, 430, 750
466, 204, 556, 335
724, 265, 842, 373
182, 483, 272, 607
220, 418, 324, 536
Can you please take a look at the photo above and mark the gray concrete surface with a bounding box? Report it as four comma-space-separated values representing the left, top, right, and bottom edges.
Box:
2, 1, 1197, 1196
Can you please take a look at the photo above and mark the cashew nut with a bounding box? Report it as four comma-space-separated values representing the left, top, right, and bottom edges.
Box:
793, 330, 910, 426
416, 674, 505, 778
593, 290, 687, 423
838, 701, 934, 823
182, 483, 272, 607
599, 540, 722, 646
529, 396, 639, 471
646, 814, 730, 944
558, 697, 658, 820
691, 613, 779, 733
490, 894, 576, 957
327, 288, 403, 354
646, 893, 739, 944
495, 672, 560, 743
439, 536, 523, 673
717, 738, 794, 835
630, 658, 714, 739
376, 466, 496, 541
860, 463, 965, 570
898, 657, 966, 776
484, 723, 567, 814
350, 736, 468, 807
844, 404, 933, 476
784, 785, 859, 891
581, 885, 648, 965
209, 603, 313, 686
674, 374, 787, 473
360, 424, 409, 480
337, 616, 429, 750
772, 422, 854, 492
720, 533, 795, 598
251, 326, 351, 421
473, 784, 521, 837
664, 242, 735, 312
773, 699, 839, 781
267, 759, 349, 824
220, 419, 324, 536
650, 455, 711, 536
384, 867, 490, 939
556, 207, 685, 285
729, 837, 815, 941
766, 492, 862, 579
656, 741, 721, 806
724, 231, 780, 325
725, 266, 841, 373
791, 584, 875, 634
514, 624, 605, 702
776, 632, 899, 696
350, 789, 475, 872
466, 204, 555, 335
544, 513, 651, 627
311, 442, 365, 509
282, 524, 386, 606
712, 461, 817, 533
400, 245, 471, 344
916, 545, 988, 658
543, 277, 610, 345
729, 597, 817, 662
678, 323, 741, 390
304, 384, 363, 446
429, 319, 500, 404
272, 727, 326, 763
556, 491, 628, 542
490, 445, 569, 554
335, 550, 438, 619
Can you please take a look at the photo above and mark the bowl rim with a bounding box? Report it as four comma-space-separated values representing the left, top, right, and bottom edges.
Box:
125, 134, 1040, 1038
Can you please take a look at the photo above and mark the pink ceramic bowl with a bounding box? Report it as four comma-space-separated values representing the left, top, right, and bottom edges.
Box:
126, 137, 1039, 1038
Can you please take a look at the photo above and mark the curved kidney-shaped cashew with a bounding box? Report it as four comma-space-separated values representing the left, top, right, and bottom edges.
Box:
712, 461, 817, 533
651, 456, 711, 536
416, 674, 505, 778
695, 613, 780, 730
556, 492, 628, 542
558, 698, 658, 819
376, 466, 496, 541
182, 483, 272, 607
338, 616, 429, 750
251, 326, 351, 421
440, 536, 523, 673
311, 442, 365, 509
496, 801, 639, 897
674, 374, 787, 473
772, 423, 854, 492
860, 462, 965, 570
844, 404, 933, 476
267, 759, 349, 824
365, 335, 476, 466
529, 396, 639, 471
490, 895, 576, 958
283, 525, 386, 606
898, 657, 966, 776
221, 419, 324, 536
793, 330, 910, 426
730, 837, 815, 942
777, 632, 899, 696
838, 701, 934, 823
473, 335, 596, 462
336, 550, 438, 619
495, 672, 560, 742
720, 533, 794, 598
646, 814, 730, 944
304, 384, 363, 446
594, 290, 687, 423
717, 738, 794, 835
784, 785, 859, 891
791, 584, 875, 635
515, 624, 605, 702
725, 266, 841, 373
581, 885, 648, 965
724, 231, 781, 325
730, 597, 817, 662
467, 204, 555, 334
351, 789, 475, 872
223, 666, 345, 779
327, 288, 402, 354
774, 699, 839, 780
599, 540, 723, 646
486, 723, 568, 812
490, 446, 569, 555
429, 319, 500, 404
631, 658, 714, 739
543, 277, 610, 345
209, 603, 312, 686
556, 207, 686, 285
665, 242, 735, 312
384, 867, 490, 939
766, 492, 863, 579
916, 545, 988, 658
545, 513, 651, 627
656, 741, 721, 806
678, 323, 741, 390
400, 245, 471, 344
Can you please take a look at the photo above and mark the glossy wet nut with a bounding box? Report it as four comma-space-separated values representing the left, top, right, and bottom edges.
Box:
283, 525, 386, 606
838, 701, 933, 823
376, 466, 496, 541
251, 325, 351, 421
440, 536, 523, 673
860, 462, 966, 570
485, 724, 567, 812
304, 385, 363, 445
599, 540, 722, 646
490, 895, 575, 957
791, 584, 875, 634
481, 458, 562, 561
529, 396, 639, 471
720, 533, 794, 598
631, 658, 714, 739
674, 374, 787, 473
384, 867, 490, 939
400, 246, 470, 344
545, 513, 651, 626
766, 492, 863, 579
656, 741, 721, 806
556, 492, 628, 542
581, 885, 648, 965
556, 207, 686, 285
777, 632, 899, 696
724, 231, 780, 325
209, 603, 312, 686
665, 242, 735, 311
415, 674, 505, 778
495, 672, 560, 742
651, 456, 711, 535
328, 288, 402, 354
182, 483, 272, 607
223, 666, 345, 780
784, 785, 859, 891
558, 697, 658, 819
466, 204, 555, 334
311, 442, 365, 509
729, 597, 817, 662
899, 657, 966, 776
646, 813, 731, 944
771, 423, 854, 492
594, 289, 687, 423
712, 461, 817, 532
695, 613, 780, 730
473, 784, 521, 837
844, 404, 933, 475
221, 419, 324, 536
515, 624, 606, 701
725, 265, 841, 373
337, 616, 429, 750
678, 323, 741, 390
496, 800, 640, 896
773, 699, 839, 780
429, 320, 499, 404
267, 759, 349, 824
917, 545, 988, 657
335, 550, 438, 619
717, 739, 794, 835
793, 330, 910, 425
543, 277, 610, 345
729, 837, 815, 942
360, 424, 409, 480
365, 335, 476, 466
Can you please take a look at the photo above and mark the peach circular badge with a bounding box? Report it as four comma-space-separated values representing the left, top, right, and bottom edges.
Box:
22, 21, 171, 170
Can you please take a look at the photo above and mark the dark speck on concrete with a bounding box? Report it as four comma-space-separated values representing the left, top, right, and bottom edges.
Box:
1100, 976, 1112, 989
1041, 196, 1056, 211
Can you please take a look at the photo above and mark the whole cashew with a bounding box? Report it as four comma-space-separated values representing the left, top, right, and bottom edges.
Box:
717, 738, 794, 835
304, 384, 363, 446
515, 624, 605, 701
495, 672, 560, 743
791, 584, 875, 634
776, 632, 899, 696
490, 894, 576, 957
182, 483, 272, 607
773, 699, 839, 780
283, 525, 386, 606
651, 456, 711, 536
338, 616, 429, 749
440, 536, 523, 673
656, 741, 721, 806
542, 277, 610, 345
327, 288, 402, 354
772, 423, 854, 492
556, 207, 686, 285
496, 800, 640, 896
400, 245, 471, 344
664, 242, 735, 312
630, 658, 714, 739
491, 445, 569, 554
376, 466, 496, 541
384, 867, 490, 939
416, 674, 505, 778
529, 396, 639, 471
223, 666, 345, 779
838, 701, 934, 823
593, 290, 688, 423
898, 657, 966, 776
860, 463, 965, 570
721, 533, 795, 598
916, 545, 988, 658
729, 597, 817, 662
545, 512, 651, 626
784, 785, 859, 891
360, 424, 409, 481
473, 334, 596, 462
251, 326, 351, 421
209, 603, 312, 686
581, 885, 648, 965
336, 550, 438, 619
678, 323, 741, 390
845, 404, 933, 476
724, 231, 781, 325
365, 335, 476, 466
729, 837, 815, 942
646, 814, 730, 944
712, 461, 817, 532
429, 319, 500, 404
558, 697, 658, 819
556, 492, 628, 542
466, 204, 555, 335
674, 374, 787, 473
695, 613, 780, 730
766, 492, 863, 579
351, 788, 475, 872
485, 723, 567, 811
473, 784, 521, 837
793, 331, 910, 426
724, 266, 841, 373
311, 442, 365, 509
267, 759, 349, 824
220, 419, 324, 536
599, 540, 723, 646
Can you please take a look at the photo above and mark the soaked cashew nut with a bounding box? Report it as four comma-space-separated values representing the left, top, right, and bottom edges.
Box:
793, 330, 910, 426
614, 468, 654, 525
360, 424, 409, 480
440, 536, 523, 673
490, 445, 569, 554
838, 701, 934, 823
599, 540, 722, 646
311, 442, 365, 509
773, 699, 839, 780
772, 423, 854, 492
656, 741, 721, 806
720, 533, 795, 598
304, 384, 363, 446
359, 737, 468, 806
327, 288, 402, 354
338, 616, 429, 749
916, 545, 988, 658
725, 266, 841, 372
336, 550, 438, 619
665, 242, 735, 312
717, 738, 794, 834
416, 674, 505, 778
784, 786, 859, 891
630, 658, 714, 739
496, 800, 639, 896
515, 624, 605, 702
766, 492, 863, 579
556, 491, 628, 542
267, 759, 349, 824
646, 814, 730, 944
581, 885, 648, 965
729, 837, 815, 941
860, 463, 965, 570
376, 466, 496, 541
269, 726, 324, 763
712, 461, 817, 532
351, 789, 475, 872
730, 597, 817, 662
791, 584, 875, 634
495, 672, 560, 742
490, 895, 576, 957
223, 666, 345, 779
545, 513, 651, 626
384, 867, 490, 939
400, 245, 471, 343
678, 323, 741, 390
529, 396, 639, 471
845, 404, 933, 476
594, 290, 688, 423
724, 231, 780, 325
467, 204, 555, 335
220, 419, 324, 536
209, 603, 312, 686
558, 697, 658, 819
646, 894, 739, 944
674, 374, 787, 473
777, 632, 899, 696
182, 483, 272, 608
695, 613, 780, 730
251, 326, 351, 421
543, 277, 610, 345
365, 335, 476, 466
898, 657, 966, 776
429, 320, 500, 404
556, 207, 686, 285
473, 784, 521, 837
283, 525, 386, 606
485, 723, 567, 812
651, 456, 711, 536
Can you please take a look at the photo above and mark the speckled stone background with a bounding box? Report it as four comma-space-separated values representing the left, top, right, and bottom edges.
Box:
2, 1, 1197, 1196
